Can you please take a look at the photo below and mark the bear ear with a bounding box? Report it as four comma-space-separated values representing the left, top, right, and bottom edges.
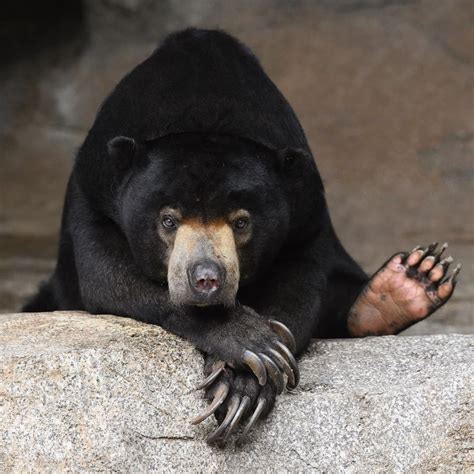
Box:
107, 136, 136, 169
275, 147, 311, 172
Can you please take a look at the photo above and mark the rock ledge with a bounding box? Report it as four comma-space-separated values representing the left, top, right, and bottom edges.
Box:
0, 312, 472, 472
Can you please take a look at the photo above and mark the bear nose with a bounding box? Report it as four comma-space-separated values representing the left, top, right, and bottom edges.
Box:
189, 261, 223, 295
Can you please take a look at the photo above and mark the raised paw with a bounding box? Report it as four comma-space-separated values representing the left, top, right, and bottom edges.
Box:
191, 319, 299, 444
348, 241, 461, 336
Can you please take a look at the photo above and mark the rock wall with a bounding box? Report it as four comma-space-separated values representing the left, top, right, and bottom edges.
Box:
1, 312, 472, 472
1, 1, 473, 337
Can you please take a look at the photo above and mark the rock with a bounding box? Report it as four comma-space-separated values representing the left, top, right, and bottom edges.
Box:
0, 312, 472, 472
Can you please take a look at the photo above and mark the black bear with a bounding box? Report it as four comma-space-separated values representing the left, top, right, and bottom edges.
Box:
23, 28, 461, 444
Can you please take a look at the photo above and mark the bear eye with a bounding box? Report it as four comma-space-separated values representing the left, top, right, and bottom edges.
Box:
162, 215, 177, 229
233, 217, 249, 230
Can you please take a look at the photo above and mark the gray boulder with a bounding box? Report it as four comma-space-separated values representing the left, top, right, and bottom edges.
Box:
0, 312, 472, 472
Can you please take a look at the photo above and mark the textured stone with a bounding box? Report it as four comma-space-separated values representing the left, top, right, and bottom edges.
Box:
1, 312, 472, 472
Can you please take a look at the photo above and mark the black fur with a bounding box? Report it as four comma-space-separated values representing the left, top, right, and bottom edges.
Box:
24, 28, 368, 369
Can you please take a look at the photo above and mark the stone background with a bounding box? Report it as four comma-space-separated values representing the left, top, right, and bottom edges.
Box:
0, 0, 472, 334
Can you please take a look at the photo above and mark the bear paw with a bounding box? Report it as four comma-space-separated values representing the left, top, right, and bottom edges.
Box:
191, 320, 299, 445
348, 241, 461, 336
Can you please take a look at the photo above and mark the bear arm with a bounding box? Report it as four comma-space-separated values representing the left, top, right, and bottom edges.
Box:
70, 208, 280, 366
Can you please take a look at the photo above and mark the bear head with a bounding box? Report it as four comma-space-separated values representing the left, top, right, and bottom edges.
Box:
106, 132, 324, 308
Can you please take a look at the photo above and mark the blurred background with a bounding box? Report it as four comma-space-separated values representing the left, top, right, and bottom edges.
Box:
0, 0, 472, 334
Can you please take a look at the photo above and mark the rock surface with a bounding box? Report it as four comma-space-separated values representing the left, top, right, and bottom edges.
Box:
1, 312, 472, 472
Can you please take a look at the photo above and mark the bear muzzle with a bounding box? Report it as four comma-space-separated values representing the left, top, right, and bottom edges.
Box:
167, 220, 239, 307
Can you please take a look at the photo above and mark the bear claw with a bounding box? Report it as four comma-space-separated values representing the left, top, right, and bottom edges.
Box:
193, 323, 300, 443
242, 350, 267, 386
191, 383, 229, 425
274, 341, 300, 388
221, 395, 251, 443
269, 319, 296, 353
195, 361, 226, 390
236, 397, 266, 445
268, 348, 297, 389
258, 352, 285, 394
404, 242, 461, 305
206, 394, 241, 443
432, 242, 448, 262
449, 263, 462, 283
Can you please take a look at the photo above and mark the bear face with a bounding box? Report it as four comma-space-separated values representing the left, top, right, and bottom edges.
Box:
115, 133, 291, 307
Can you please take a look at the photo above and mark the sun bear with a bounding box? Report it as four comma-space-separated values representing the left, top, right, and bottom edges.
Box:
23, 28, 460, 444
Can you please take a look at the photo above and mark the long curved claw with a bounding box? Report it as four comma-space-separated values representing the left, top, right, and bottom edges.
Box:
191, 383, 229, 425
236, 397, 266, 445
258, 352, 284, 394
438, 255, 454, 273
268, 348, 296, 389
440, 255, 454, 265
432, 242, 448, 262
196, 361, 226, 390
269, 319, 296, 353
449, 263, 462, 284
206, 395, 241, 443
274, 341, 300, 389
221, 395, 251, 443
243, 350, 267, 386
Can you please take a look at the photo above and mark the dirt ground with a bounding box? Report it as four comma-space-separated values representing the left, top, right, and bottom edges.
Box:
1, 0, 472, 334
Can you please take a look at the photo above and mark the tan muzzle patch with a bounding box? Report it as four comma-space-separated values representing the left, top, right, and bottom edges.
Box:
167, 219, 240, 306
